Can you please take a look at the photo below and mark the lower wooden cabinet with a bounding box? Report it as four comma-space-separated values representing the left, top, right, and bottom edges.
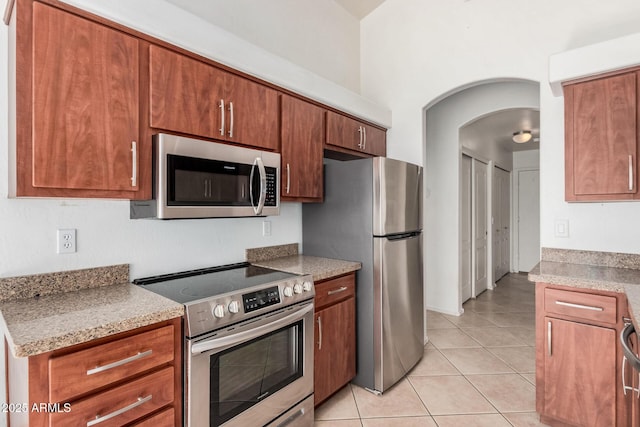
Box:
7, 318, 182, 427
536, 283, 628, 427
314, 273, 356, 406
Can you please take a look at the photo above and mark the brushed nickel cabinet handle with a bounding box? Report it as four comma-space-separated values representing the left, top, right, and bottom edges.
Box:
555, 300, 603, 312
317, 316, 322, 350
630, 154, 634, 191
219, 99, 225, 136
327, 286, 348, 296
547, 321, 552, 357
86, 350, 152, 376
286, 163, 291, 194
228, 101, 234, 138
358, 126, 364, 149
363, 126, 366, 150
87, 395, 152, 426
130, 141, 137, 187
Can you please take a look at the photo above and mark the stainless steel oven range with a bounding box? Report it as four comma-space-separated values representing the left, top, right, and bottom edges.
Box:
134, 263, 315, 427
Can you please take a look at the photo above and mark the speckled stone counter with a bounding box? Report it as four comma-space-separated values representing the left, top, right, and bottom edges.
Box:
0, 265, 183, 358
529, 248, 640, 328
252, 255, 361, 282
529, 261, 640, 293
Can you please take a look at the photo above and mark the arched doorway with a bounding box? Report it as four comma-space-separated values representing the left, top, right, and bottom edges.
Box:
423, 79, 540, 316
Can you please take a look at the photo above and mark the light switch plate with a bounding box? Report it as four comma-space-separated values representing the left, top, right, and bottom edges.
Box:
554, 220, 569, 238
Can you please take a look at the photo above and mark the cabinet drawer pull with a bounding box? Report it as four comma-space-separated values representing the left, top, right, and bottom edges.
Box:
87, 395, 152, 426
130, 141, 137, 187
327, 286, 348, 296
317, 316, 322, 350
630, 154, 634, 191
358, 126, 364, 149
219, 99, 225, 136
86, 350, 152, 376
554, 300, 603, 312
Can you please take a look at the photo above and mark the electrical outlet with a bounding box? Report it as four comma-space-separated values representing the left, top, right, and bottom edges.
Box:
57, 229, 77, 254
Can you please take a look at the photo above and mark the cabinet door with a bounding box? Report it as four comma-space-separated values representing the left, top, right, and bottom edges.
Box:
544, 317, 616, 427
281, 95, 323, 201
326, 111, 362, 153
225, 74, 279, 150
314, 297, 356, 406
326, 111, 386, 157
149, 45, 225, 140
566, 72, 638, 200
361, 123, 386, 157
31, 2, 139, 192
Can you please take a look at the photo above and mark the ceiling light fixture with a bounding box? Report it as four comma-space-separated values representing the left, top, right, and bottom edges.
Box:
512, 130, 532, 144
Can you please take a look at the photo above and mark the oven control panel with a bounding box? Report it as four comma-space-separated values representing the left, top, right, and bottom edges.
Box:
184, 274, 315, 337
243, 286, 280, 313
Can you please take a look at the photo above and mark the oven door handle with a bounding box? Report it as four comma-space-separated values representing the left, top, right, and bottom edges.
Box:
191, 303, 313, 355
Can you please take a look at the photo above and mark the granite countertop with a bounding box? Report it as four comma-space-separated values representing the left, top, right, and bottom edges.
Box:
252, 255, 361, 282
529, 248, 640, 328
528, 261, 640, 293
0, 265, 183, 358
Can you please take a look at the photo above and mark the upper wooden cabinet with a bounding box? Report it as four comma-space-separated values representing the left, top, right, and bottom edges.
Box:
149, 45, 279, 151
326, 111, 386, 157
564, 70, 639, 201
16, 1, 145, 198
280, 95, 324, 201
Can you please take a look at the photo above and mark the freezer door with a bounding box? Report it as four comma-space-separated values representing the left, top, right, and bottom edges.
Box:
374, 232, 424, 392
373, 158, 422, 236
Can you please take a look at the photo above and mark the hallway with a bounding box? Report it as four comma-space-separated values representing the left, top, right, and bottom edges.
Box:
314, 273, 547, 426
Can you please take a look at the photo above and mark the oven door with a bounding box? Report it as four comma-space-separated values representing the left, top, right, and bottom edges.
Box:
187, 301, 314, 427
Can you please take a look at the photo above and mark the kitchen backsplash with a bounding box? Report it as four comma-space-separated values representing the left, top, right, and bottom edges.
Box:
245, 243, 299, 263
0, 264, 129, 302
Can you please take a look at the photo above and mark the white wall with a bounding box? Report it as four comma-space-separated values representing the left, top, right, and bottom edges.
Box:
361, 0, 640, 270
161, 0, 361, 93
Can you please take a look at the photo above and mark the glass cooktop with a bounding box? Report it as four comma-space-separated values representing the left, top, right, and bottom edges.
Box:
133, 262, 298, 304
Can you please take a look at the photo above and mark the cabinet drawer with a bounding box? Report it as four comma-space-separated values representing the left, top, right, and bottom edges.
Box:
544, 288, 617, 324
315, 274, 356, 311
49, 367, 174, 427
131, 408, 175, 427
49, 325, 174, 402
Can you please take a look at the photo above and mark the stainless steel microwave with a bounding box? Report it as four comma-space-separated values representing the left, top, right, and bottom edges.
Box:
130, 134, 280, 219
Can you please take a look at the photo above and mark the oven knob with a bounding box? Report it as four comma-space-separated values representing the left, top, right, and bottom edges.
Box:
283, 286, 293, 297
228, 300, 240, 314
293, 283, 303, 294
213, 304, 225, 318
302, 281, 313, 292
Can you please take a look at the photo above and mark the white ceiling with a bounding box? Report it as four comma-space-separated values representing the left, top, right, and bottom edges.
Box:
333, 0, 387, 19
460, 108, 540, 153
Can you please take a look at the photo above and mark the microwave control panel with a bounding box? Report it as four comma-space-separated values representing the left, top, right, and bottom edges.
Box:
265, 167, 277, 206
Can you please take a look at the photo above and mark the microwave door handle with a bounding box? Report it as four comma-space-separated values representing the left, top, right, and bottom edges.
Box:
253, 157, 267, 215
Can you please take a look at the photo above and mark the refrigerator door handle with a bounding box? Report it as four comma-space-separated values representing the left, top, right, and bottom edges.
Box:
384, 231, 421, 241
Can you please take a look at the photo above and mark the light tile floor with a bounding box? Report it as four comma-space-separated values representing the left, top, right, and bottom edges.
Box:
314, 272, 549, 427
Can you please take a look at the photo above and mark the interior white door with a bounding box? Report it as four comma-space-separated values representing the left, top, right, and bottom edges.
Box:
517, 169, 540, 272
499, 169, 510, 277
492, 167, 510, 280
460, 155, 472, 303
473, 159, 488, 296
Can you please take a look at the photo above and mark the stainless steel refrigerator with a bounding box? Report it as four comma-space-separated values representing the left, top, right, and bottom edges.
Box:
303, 157, 424, 394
